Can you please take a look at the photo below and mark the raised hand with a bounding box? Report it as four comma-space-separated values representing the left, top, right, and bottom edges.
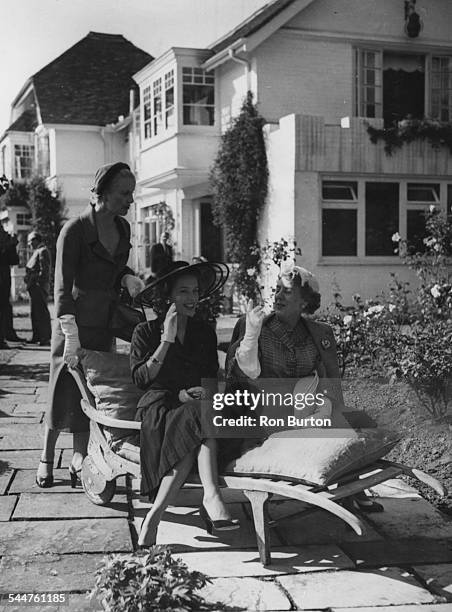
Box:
161, 303, 177, 343
245, 299, 265, 339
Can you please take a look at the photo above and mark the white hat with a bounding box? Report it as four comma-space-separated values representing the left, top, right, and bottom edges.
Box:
280, 265, 320, 293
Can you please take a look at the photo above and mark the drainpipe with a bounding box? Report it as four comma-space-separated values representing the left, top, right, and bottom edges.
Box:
228, 48, 251, 92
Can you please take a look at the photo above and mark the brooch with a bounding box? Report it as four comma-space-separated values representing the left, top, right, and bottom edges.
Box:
321, 338, 331, 350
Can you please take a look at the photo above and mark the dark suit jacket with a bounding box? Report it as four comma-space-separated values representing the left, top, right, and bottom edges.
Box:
150, 242, 173, 274
54, 205, 133, 329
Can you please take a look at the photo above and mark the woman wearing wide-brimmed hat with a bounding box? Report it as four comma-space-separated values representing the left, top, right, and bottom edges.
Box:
35, 162, 144, 490
131, 260, 240, 547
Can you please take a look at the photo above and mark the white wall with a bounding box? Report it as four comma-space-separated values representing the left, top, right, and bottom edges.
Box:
260, 115, 426, 305
52, 127, 128, 217
255, 31, 352, 124
289, 0, 452, 43
217, 60, 252, 131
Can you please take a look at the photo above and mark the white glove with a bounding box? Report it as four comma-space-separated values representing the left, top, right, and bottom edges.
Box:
59, 314, 81, 369
121, 274, 145, 298
236, 300, 265, 379
161, 303, 177, 343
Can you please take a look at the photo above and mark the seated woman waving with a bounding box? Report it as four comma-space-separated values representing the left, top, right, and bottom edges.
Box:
224, 265, 383, 513
131, 260, 239, 548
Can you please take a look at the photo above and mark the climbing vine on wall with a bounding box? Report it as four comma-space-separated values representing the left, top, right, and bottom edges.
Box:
366, 118, 452, 156
210, 91, 268, 299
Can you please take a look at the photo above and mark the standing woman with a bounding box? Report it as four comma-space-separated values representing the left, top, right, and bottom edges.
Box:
35, 162, 144, 488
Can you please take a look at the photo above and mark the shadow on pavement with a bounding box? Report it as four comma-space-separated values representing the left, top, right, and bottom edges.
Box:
0, 362, 49, 382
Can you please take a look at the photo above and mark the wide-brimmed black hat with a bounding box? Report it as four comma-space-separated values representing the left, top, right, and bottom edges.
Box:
134, 260, 229, 308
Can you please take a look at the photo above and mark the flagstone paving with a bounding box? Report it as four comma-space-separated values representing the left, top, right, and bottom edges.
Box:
277, 567, 438, 609
1, 315, 452, 610
0, 518, 131, 556
13, 492, 129, 520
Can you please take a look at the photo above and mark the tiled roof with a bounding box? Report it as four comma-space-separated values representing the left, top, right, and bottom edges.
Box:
7, 109, 38, 132
32, 32, 152, 126
209, 0, 296, 54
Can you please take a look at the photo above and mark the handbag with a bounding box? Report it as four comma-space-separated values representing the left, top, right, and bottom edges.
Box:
109, 302, 145, 342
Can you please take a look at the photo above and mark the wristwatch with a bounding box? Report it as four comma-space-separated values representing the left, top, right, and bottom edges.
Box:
149, 356, 162, 366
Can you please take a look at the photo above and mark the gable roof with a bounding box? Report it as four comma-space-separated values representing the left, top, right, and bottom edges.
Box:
209, 0, 296, 55
7, 109, 38, 132
31, 32, 152, 126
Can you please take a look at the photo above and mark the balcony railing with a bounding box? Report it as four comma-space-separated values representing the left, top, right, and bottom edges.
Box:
295, 116, 452, 175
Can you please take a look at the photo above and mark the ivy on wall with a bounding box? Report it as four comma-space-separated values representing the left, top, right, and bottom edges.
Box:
366, 118, 452, 156
210, 91, 268, 299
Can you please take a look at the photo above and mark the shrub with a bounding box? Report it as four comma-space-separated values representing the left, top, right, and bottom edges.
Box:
91, 547, 211, 612
389, 208, 452, 419
395, 319, 452, 420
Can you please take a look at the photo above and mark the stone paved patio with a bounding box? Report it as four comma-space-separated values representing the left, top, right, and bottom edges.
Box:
0, 308, 451, 610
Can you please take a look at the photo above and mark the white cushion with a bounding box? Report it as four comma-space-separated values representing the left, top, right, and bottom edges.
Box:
224, 428, 399, 486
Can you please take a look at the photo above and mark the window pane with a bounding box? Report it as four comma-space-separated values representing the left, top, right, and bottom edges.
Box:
322, 209, 357, 256
183, 105, 215, 126
365, 183, 399, 255
407, 210, 427, 253
183, 84, 214, 105
182, 67, 215, 126
322, 181, 357, 200
14, 145, 34, 179
407, 183, 440, 202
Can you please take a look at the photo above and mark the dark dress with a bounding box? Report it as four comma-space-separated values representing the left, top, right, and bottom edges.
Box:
47, 205, 133, 432
130, 318, 219, 498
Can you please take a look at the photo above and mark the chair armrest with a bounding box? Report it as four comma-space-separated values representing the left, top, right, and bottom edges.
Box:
80, 399, 141, 430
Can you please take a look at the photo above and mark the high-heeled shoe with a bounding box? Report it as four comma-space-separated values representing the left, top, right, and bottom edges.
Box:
199, 505, 240, 535
138, 519, 158, 548
343, 494, 384, 514
68, 464, 82, 488
36, 460, 54, 488
351, 496, 384, 513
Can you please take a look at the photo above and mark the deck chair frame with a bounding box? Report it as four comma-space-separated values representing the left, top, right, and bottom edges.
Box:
69, 367, 446, 566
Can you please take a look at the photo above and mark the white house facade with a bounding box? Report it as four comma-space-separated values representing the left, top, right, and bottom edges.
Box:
132, 0, 452, 301
0, 32, 151, 297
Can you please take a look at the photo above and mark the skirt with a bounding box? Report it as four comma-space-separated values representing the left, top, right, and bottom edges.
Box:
46, 319, 113, 433
137, 389, 212, 498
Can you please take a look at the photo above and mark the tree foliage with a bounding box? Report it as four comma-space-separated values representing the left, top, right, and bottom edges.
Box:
1, 180, 29, 210
210, 91, 268, 298
27, 176, 66, 265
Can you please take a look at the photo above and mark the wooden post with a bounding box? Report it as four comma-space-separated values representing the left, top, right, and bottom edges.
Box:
244, 489, 271, 566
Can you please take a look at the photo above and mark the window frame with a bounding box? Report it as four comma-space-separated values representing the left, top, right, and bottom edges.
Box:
181, 66, 215, 127
142, 68, 176, 142
354, 47, 452, 122
320, 176, 448, 264
14, 144, 34, 179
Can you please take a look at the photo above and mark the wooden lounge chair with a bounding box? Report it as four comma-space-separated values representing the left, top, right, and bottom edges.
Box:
69, 367, 446, 566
